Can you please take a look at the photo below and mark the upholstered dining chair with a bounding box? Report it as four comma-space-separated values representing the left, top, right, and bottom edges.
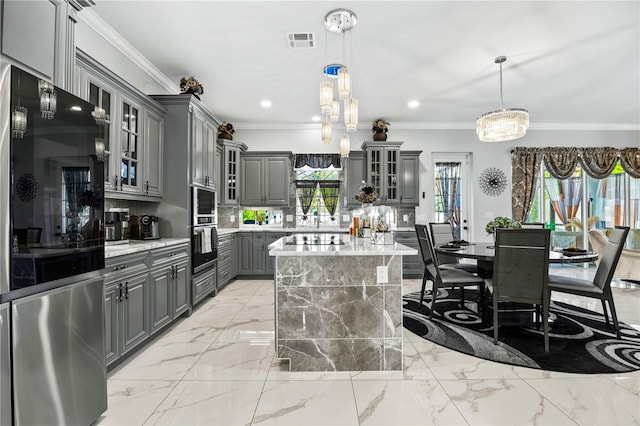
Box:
415, 225, 485, 318
428, 222, 478, 274
487, 228, 551, 353
548, 226, 630, 339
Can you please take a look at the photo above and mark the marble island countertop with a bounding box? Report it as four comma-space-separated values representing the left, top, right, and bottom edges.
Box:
268, 233, 418, 257
219, 226, 417, 235
105, 238, 190, 258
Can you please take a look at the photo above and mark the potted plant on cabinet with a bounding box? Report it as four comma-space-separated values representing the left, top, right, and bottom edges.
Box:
372, 119, 389, 141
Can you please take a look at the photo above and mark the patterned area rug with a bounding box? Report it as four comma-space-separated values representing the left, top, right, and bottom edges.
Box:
403, 289, 640, 373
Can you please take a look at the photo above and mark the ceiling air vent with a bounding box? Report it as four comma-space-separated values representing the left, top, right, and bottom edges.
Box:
287, 32, 315, 49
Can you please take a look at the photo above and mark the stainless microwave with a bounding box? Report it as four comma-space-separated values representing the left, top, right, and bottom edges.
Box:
192, 187, 217, 225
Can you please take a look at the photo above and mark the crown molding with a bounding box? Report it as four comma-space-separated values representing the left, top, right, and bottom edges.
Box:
76, 9, 176, 93
235, 121, 640, 131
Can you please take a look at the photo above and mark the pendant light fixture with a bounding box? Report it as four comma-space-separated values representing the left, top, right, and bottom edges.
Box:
339, 134, 350, 157
476, 56, 529, 142
319, 8, 358, 147
38, 79, 56, 119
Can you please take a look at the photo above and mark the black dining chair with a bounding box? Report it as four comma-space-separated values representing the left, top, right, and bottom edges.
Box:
415, 225, 485, 318
428, 222, 478, 274
486, 228, 551, 353
548, 226, 630, 339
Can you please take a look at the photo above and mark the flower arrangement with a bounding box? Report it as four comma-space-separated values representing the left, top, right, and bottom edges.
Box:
372, 119, 390, 134
218, 122, 235, 139
355, 181, 378, 203
179, 76, 204, 96
485, 216, 521, 234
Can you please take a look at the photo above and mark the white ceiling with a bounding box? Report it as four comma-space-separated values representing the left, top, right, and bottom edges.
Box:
89, 0, 640, 130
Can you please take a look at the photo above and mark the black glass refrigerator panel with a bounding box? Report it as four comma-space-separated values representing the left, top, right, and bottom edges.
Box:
10, 66, 105, 290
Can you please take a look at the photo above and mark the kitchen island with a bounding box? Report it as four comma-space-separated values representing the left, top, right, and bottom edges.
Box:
268, 233, 418, 371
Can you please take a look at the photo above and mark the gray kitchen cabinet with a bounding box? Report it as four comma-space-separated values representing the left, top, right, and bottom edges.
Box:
237, 232, 253, 275
362, 141, 403, 205
214, 144, 222, 200
236, 232, 283, 276
104, 252, 150, 367
218, 140, 247, 206
143, 108, 164, 198
346, 151, 366, 207
240, 153, 291, 206
266, 232, 287, 275
395, 231, 422, 278
218, 233, 237, 289
151, 95, 219, 203
252, 233, 267, 275
75, 51, 166, 200
1, 0, 86, 90
149, 243, 190, 333
191, 107, 218, 188
399, 151, 421, 206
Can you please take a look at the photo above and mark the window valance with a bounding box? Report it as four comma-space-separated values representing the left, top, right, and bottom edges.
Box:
511, 147, 640, 221
294, 154, 342, 169
516, 147, 640, 179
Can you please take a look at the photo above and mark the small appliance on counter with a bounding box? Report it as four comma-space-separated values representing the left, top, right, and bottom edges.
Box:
105, 208, 130, 245
130, 215, 161, 240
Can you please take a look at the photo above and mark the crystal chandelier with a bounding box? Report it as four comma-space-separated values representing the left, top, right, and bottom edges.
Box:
339, 134, 350, 157
319, 9, 358, 155
476, 56, 529, 142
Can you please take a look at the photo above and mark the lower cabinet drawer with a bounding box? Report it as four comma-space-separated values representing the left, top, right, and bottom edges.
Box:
193, 268, 216, 302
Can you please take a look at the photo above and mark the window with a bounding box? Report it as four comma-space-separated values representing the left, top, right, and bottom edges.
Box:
527, 160, 639, 249
295, 168, 341, 227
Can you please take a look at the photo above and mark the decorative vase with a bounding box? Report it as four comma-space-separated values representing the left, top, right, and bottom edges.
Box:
373, 132, 387, 141
218, 132, 233, 140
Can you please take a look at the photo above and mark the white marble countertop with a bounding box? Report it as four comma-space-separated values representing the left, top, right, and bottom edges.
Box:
218, 227, 416, 235
268, 233, 418, 257
105, 238, 190, 258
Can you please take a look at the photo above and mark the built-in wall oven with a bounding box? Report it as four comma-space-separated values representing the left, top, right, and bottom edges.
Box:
1, 64, 107, 425
191, 187, 218, 275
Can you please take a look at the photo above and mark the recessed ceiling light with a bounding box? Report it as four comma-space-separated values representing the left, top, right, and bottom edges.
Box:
261, 100, 272, 108
408, 100, 420, 108
312, 115, 321, 122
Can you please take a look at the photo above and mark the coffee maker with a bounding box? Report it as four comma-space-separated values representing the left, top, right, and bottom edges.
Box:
130, 215, 160, 240
104, 208, 130, 245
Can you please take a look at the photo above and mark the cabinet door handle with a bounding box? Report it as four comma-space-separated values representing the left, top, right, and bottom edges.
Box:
117, 283, 123, 302
124, 281, 129, 300
145, 180, 149, 193
114, 176, 118, 188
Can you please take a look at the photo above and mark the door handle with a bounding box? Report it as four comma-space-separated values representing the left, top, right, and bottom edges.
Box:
124, 281, 129, 300
117, 283, 123, 302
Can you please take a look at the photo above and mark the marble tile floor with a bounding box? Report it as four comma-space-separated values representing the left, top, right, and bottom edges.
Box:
97, 267, 640, 426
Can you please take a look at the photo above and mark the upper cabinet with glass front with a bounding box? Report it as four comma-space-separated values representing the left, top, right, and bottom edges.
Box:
75, 51, 165, 200
218, 139, 247, 206
361, 141, 403, 204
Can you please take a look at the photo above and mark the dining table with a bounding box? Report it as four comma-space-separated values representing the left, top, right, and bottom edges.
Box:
436, 242, 598, 278
435, 243, 598, 325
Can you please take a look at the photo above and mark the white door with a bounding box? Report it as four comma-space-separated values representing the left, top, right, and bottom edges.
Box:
432, 153, 472, 241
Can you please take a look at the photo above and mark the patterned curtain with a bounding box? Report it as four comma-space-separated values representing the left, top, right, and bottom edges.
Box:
318, 181, 340, 220
435, 162, 461, 226
62, 167, 91, 216
579, 147, 619, 178
545, 175, 582, 225
543, 147, 579, 179
511, 147, 544, 222
619, 148, 640, 178
296, 181, 317, 221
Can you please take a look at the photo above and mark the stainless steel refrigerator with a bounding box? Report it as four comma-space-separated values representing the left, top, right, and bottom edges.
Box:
1, 63, 107, 425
